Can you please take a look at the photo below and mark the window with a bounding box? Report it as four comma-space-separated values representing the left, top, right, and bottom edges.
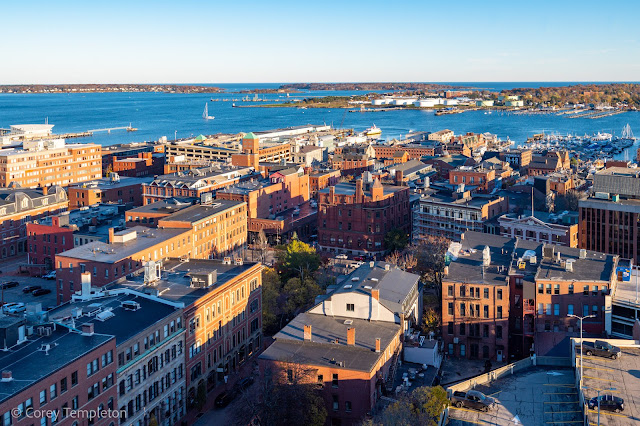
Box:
460, 344, 466, 357
546, 284, 551, 294
460, 286, 466, 297
546, 304, 552, 315
40, 389, 46, 405
483, 305, 489, 318
583, 286, 589, 295
592, 305, 598, 316
460, 303, 466, 316
332, 395, 339, 411
448, 286, 454, 296
568, 284, 574, 294
496, 326, 503, 339
483, 324, 489, 338
287, 369, 293, 383
497, 306, 502, 319
346, 304, 354, 312
538, 284, 543, 294
497, 289, 502, 300
345, 401, 352, 412
448, 343, 454, 355
447, 322, 454, 334
554, 284, 560, 295
583, 305, 589, 316
332, 374, 339, 388
87, 359, 99, 376
448, 302, 453, 315
592, 286, 598, 296
554, 304, 560, 316
71, 371, 78, 387
567, 304, 574, 316
50, 384, 56, 399
483, 288, 489, 299
60, 378, 67, 394
317, 375, 323, 386
538, 303, 543, 315
460, 323, 466, 335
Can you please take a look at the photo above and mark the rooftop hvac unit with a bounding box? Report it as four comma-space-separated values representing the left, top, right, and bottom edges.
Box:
223, 257, 232, 265
121, 301, 141, 311
579, 249, 587, 259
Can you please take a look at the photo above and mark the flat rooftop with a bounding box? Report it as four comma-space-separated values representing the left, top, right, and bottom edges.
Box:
536, 245, 616, 283
57, 226, 188, 263
259, 312, 400, 373
0, 327, 113, 405
445, 232, 514, 285
579, 342, 640, 425
113, 258, 260, 306
218, 179, 271, 195
68, 176, 153, 190
159, 200, 245, 224
420, 190, 504, 208
318, 182, 404, 197
126, 198, 194, 215
49, 292, 180, 345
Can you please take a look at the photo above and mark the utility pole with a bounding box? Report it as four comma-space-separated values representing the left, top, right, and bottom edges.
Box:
568, 314, 595, 382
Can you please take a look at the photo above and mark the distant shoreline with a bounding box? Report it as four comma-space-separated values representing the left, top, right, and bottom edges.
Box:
0, 84, 225, 94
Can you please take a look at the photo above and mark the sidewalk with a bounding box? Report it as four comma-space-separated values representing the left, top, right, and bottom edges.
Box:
183, 342, 269, 426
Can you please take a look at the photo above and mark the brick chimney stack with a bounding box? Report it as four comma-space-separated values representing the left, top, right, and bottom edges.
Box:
41, 186, 48, 196
375, 338, 381, 353
108, 227, 114, 244
347, 327, 355, 346
82, 323, 94, 336
1, 371, 12, 382
303, 325, 312, 341
355, 179, 364, 204
371, 289, 380, 301
395, 170, 404, 186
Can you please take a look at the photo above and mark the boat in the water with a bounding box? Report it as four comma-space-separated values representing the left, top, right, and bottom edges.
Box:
622, 123, 636, 141
203, 103, 214, 120
365, 124, 382, 136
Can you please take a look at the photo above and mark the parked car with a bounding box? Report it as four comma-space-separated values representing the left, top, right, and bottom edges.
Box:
3, 303, 25, 314
588, 394, 624, 412
43, 271, 56, 280
214, 391, 235, 408
1, 281, 19, 289
2, 302, 23, 313
32, 288, 52, 296
450, 390, 496, 412
583, 340, 621, 359
336, 254, 348, 260
235, 377, 254, 392
23, 285, 42, 293
353, 256, 364, 261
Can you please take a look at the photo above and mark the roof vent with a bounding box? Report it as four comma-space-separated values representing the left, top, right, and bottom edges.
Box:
369, 261, 375, 268
385, 264, 390, 271
1, 371, 12, 382
121, 301, 141, 311
565, 259, 575, 272
343, 319, 353, 325
579, 249, 587, 259
95, 310, 115, 322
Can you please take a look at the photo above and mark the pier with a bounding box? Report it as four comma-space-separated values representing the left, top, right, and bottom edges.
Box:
87, 124, 137, 133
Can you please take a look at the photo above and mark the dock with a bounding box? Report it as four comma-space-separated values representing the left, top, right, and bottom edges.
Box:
87, 124, 137, 133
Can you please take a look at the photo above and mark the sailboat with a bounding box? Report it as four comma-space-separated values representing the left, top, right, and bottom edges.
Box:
621, 123, 636, 141
203, 103, 214, 120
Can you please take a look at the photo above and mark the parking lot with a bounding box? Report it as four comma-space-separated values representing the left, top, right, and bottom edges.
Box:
447, 367, 581, 426
0, 274, 57, 311
580, 347, 640, 425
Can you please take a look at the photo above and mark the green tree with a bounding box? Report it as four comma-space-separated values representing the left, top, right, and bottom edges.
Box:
421, 308, 440, 334
262, 268, 281, 334
384, 228, 409, 253
283, 277, 323, 317
368, 386, 449, 426
276, 238, 321, 281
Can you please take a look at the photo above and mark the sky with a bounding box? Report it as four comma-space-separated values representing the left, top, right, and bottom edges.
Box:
2, 0, 640, 84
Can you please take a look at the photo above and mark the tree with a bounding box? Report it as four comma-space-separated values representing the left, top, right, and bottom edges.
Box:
262, 268, 281, 334
368, 386, 449, 426
384, 228, 409, 253
256, 229, 269, 262
233, 362, 327, 426
283, 277, 322, 317
408, 235, 450, 295
276, 238, 321, 281
421, 308, 440, 335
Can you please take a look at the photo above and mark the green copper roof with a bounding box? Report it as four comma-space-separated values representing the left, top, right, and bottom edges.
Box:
194, 134, 206, 141
244, 132, 258, 139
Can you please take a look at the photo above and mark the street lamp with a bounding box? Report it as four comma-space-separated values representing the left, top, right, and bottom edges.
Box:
568, 314, 595, 382
585, 386, 616, 426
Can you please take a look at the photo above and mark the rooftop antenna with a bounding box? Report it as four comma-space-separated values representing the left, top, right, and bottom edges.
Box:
531, 186, 534, 218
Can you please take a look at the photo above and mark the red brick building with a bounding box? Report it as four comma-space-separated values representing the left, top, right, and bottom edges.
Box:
111, 152, 165, 177
67, 176, 151, 210
317, 179, 410, 256
0, 318, 118, 426
449, 166, 496, 193
0, 186, 68, 259
372, 144, 437, 160
26, 216, 74, 273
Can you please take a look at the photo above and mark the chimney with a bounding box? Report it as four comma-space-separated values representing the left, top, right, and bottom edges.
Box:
369, 261, 375, 268
385, 264, 390, 271
303, 325, 312, 341
329, 185, 335, 204
81, 272, 91, 296
355, 179, 364, 203
42, 185, 48, 196
82, 323, 94, 336
108, 227, 114, 244
375, 338, 381, 353
347, 327, 355, 346
1, 371, 12, 382
371, 289, 379, 301
444, 266, 449, 276
460, 233, 465, 241
395, 170, 404, 186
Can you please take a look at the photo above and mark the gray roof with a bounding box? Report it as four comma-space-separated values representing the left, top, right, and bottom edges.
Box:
67, 176, 153, 190
49, 293, 180, 346
260, 312, 400, 373
335, 261, 419, 314
126, 198, 194, 215
159, 200, 245, 224
446, 232, 514, 285
536, 245, 616, 283
113, 258, 261, 307
217, 179, 271, 195
387, 160, 431, 176
0, 328, 113, 404
57, 226, 187, 263
318, 182, 404, 197
0, 186, 67, 214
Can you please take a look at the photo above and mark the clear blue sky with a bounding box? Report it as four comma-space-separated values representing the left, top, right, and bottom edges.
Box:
2, 0, 639, 84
